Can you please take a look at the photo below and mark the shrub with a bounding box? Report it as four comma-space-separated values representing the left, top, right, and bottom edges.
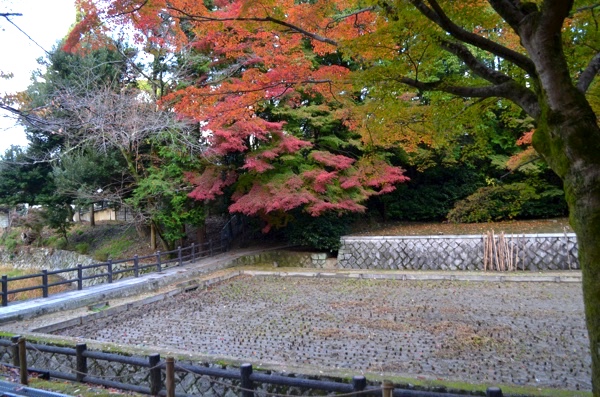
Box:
285, 212, 355, 252
447, 182, 540, 223
381, 165, 485, 221
75, 242, 90, 255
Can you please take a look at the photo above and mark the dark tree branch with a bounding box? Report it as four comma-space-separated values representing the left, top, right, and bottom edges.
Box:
326, 6, 376, 29
486, 0, 524, 31
578, 52, 600, 93
110, 0, 148, 18
539, 0, 574, 36
409, 0, 537, 77
399, 77, 540, 117
167, 5, 339, 46
573, 3, 600, 14
439, 40, 512, 84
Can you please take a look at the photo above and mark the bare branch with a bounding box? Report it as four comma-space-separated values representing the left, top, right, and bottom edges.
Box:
1, 14, 49, 55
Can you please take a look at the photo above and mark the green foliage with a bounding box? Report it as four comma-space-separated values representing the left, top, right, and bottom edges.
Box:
284, 211, 355, 252
380, 164, 485, 221
0, 146, 56, 206
40, 204, 73, 243
128, 142, 205, 249
0, 230, 19, 253
445, 178, 567, 223
52, 148, 127, 208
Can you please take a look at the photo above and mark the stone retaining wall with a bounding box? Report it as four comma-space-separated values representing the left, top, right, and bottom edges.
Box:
230, 250, 330, 268
337, 233, 579, 271
0, 247, 94, 270
0, 247, 131, 288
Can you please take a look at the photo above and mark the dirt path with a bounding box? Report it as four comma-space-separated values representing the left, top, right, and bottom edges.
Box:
52, 276, 590, 392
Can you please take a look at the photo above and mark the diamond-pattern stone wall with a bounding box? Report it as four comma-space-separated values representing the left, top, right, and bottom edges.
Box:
337, 233, 579, 271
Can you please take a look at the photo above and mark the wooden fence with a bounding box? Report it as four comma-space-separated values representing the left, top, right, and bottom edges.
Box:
0, 337, 504, 397
1, 239, 228, 307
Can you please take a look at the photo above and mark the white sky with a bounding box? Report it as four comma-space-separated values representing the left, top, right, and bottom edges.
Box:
0, 0, 76, 153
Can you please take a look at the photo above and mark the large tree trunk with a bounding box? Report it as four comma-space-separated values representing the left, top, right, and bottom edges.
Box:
516, 10, 600, 392
534, 102, 600, 394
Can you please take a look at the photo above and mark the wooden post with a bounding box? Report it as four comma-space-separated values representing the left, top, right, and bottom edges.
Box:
76, 343, 88, 382
1, 275, 8, 306
156, 252, 162, 272
133, 255, 139, 277
191, 243, 196, 262
486, 387, 503, 397
42, 270, 49, 298
240, 363, 254, 397
11, 335, 20, 367
382, 380, 393, 397
352, 375, 366, 391
178, 246, 183, 266
165, 357, 175, 397
18, 337, 28, 385
77, 264, 83, 290
107, 260, 113, 283
148, 353, 162, 396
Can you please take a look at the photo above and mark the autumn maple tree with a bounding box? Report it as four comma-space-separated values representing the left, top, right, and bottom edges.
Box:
67, 0, 600, 393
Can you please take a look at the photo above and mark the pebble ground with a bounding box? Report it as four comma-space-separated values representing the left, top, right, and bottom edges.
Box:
53, 276, 591, 391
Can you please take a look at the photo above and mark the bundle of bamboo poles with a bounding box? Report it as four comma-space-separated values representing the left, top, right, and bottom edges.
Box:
483, 230, 520, 271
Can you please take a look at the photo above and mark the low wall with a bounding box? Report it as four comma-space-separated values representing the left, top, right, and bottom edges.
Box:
337, 233, 579, 271
230, 250, 331, 268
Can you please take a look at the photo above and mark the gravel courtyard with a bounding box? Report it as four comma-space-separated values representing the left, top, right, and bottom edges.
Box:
54, 276, 591, 391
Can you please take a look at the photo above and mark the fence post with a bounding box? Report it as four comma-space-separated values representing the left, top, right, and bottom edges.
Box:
191, 243, 196, 262
76, 343, 88, 382
382, 380, 393, 397
165, 357, 175, 397
148, 353, 162, 396
178, 246, 182, 266
42, 270, 49, 298
209, 240, 213, 256
134, 255, 139, 277
156, 252, 162, 272
77, 264, 83, 290
1, 275, 7, 307
352, 375, 366, 391
486, 387, 503, 397
107, 260, 113, 283
240, 363, 254, 397
18, 337, 28, 386
11, 335, 20, 367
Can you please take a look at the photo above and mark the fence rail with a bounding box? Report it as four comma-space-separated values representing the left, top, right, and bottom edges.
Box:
0, 337, 504, 397
1, 238, 229, 307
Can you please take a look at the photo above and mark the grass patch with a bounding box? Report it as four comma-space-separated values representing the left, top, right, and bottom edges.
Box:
92, 237, 135, 262
28, 378, 145, 397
